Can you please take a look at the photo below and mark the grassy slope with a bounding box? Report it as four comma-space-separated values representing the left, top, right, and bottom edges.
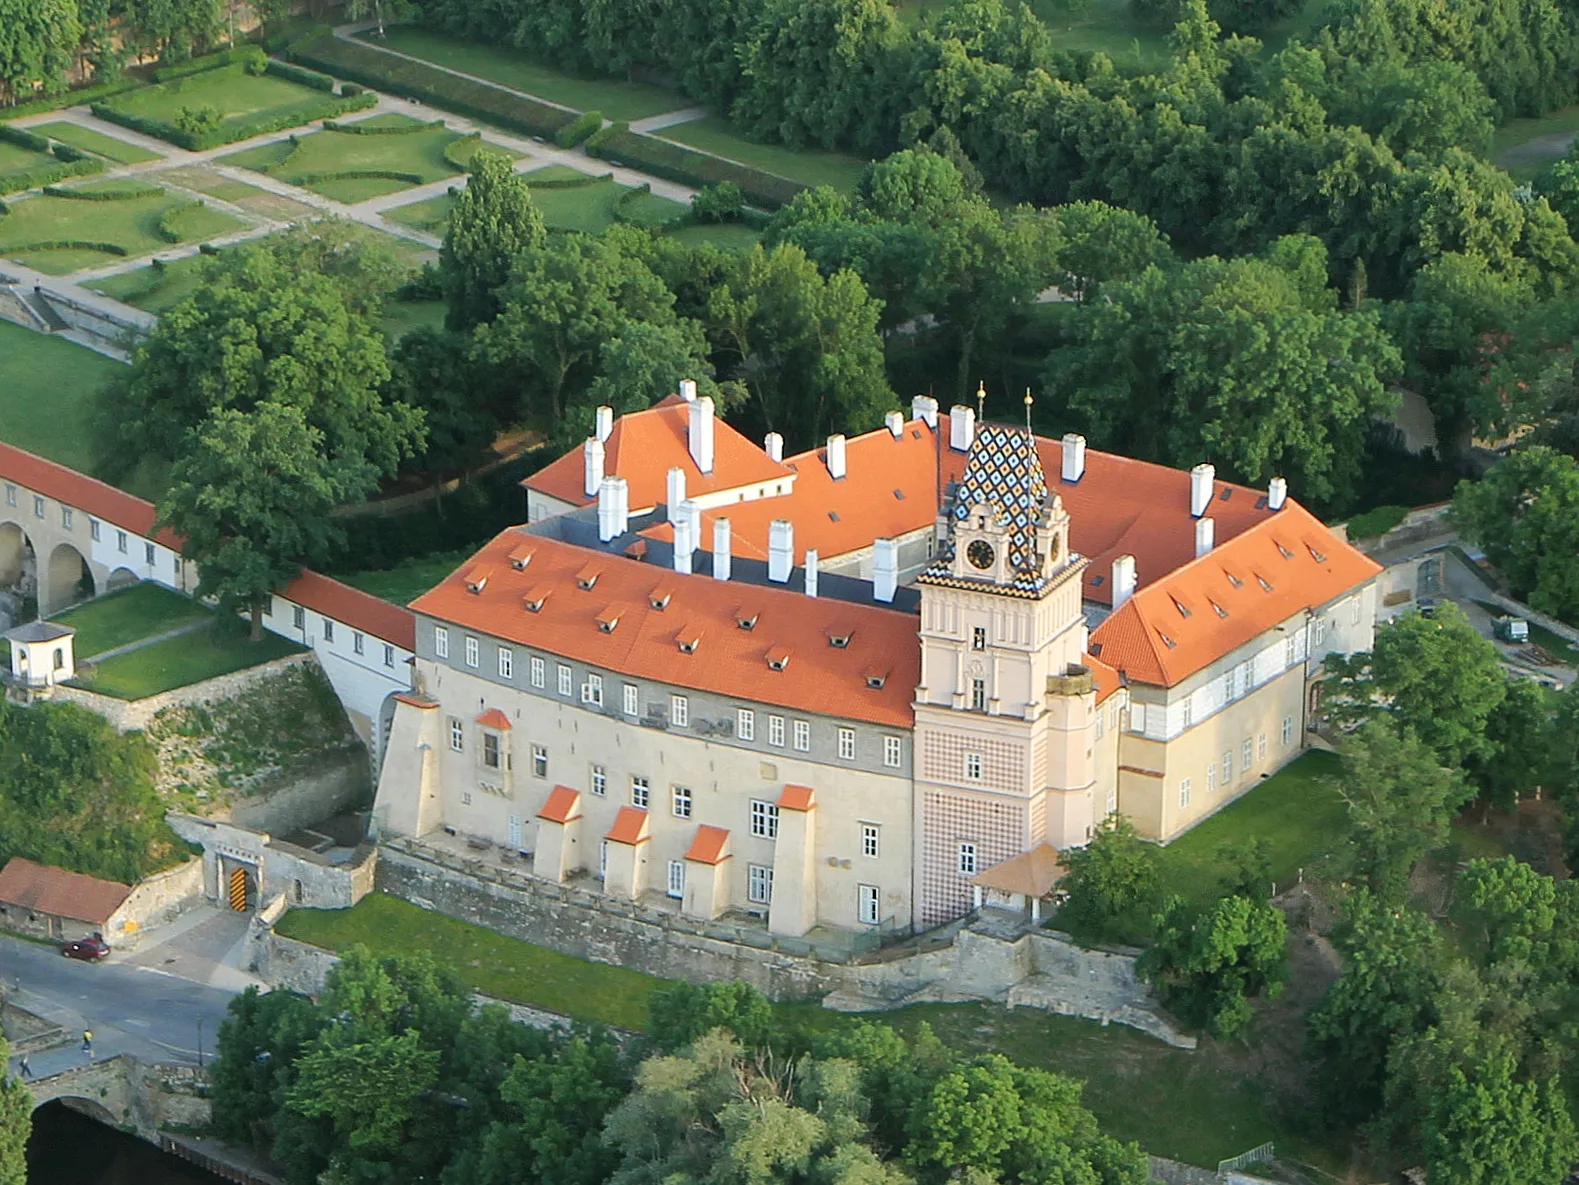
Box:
107, 64, 326, 124
52, 582, 209, 656
0, 142, 54, 173
655, 115, 869, 193
75, 627, 303, 699
31, 121, 163, 165
86, 255, 209, 313
0, 320, 120, 473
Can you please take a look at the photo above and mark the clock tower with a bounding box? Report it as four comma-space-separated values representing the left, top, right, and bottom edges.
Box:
910, 418, 1100, 924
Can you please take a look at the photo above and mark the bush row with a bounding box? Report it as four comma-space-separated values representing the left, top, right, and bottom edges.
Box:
323, 116, 445, 135
0, 75, 143, 121
0, 156, 104, 196
525, 169, 613, 189
291, 168, 423, 185
0, 126, 49, 153
584, 123, 803, 209
41, 182, 160, 200
441, 132, 479, 171
153, 46, 265, 83
287, 31, 576, 139
554, 109, 603, 149
49, 142, 90, 163
91, 88, 375, 151
264, 59, 336, 93
155, 200, 208, 243
6, 239, 128, 256
613, 181, 688, 229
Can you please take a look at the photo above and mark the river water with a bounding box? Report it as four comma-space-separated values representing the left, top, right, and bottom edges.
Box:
27, 1102, 226, 1185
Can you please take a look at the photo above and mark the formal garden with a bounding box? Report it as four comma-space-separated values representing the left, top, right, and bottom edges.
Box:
28, 122, 163, 165
0, 319, 120, 473
385, 163, 688, 235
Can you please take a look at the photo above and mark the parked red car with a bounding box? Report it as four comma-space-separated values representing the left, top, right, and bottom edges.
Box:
60, 936, 110, 961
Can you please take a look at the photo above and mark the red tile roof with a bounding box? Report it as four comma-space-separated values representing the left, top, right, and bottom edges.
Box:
1087, 654, 1122, 705
410, 530, 921, 727
1090, 503, 1381, 686
0, 857, 130, 925
0, 440, 181, 548
537, 785, 582, 824
394, 692, 436, 709
778, 784, 815, 812
685, 824, 731, 865
524, 395, 793, 511
475, 707, 511, 731
279, 569, 416, 651
606, 805, 651, 845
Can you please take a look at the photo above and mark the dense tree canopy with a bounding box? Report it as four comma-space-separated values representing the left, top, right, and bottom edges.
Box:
1454, 448, 1579, 625
0, 0, 81, 100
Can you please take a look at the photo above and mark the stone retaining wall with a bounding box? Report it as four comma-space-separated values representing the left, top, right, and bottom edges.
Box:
53, 652, 316, 734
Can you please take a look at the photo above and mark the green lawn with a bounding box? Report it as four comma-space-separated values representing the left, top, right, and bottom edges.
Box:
0, 141, 52, 174
104, 63, 336, 135
367, 26, 683, 121
656, 115, 869, 193
277, 891, 665, 1029
665, 222, 761, 252
1493, 104, 1579, 180
0, 183, 245, 273
31, 121, 163, 165
0, 319, 120, 472
51, 582, 209, 657
621, 189, 690, 228
85, 253, 209, 313
73, 625, 303, 699
338, 547, 473, 605
388, 174, 641, 234
383, 191, 454, 232
378, 298, 447, 342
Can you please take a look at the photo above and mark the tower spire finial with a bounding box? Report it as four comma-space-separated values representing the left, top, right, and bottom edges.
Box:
1024, 388, 1034, 433
976, 381, 986, 420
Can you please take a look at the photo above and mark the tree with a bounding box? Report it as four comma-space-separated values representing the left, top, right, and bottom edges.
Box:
1050, 200, 1172, 302
1467, 676, 1552, 816
160, 405, 355, 638
211, 987, 325, 1152
440, 150, 546, 331
267, 219, 409, 319
1454, 448, 1579, 626
1421, 1052, 1577, 1185
386, 327, 508, 475
647, 980, 775, 1053
0, 0, 81, 101
1451, 856, 1579, 975
1056, 815, 1158, 939
1322, 602, 1508, 766
347, 0, 412, 38
1336, 722, 1473, 901
0, 1035, 27, 1185
1139, 893, 1288, 1039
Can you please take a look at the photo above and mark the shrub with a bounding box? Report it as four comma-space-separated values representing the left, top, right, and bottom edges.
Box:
441, 131, 480, 171
156, 199, 208, 242
0, 75, 143, 121
613, 181, 688, 229
584, 126, 804, 210
0, 156, 104, 195
265, 59, 336, 92
340, 82, 364, 97
691, 180, 745, 223
524, 169, 612, 188
41, 181, 160, 200
49, 142, 88, 163
153, 46, 262, 83
290, 168, 423, 186
554, 109, 603, 148
93, 88, 376, 151
287, 31, 575, 139
323, 116, 444, 134
198, 241, 222, 255
5, 239, 128, 257
174, 104, 224, 136
0, 126, 50, 153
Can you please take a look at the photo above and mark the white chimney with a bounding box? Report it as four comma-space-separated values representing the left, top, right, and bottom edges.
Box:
712, 517, 732, 581
666, 467, 686, 522
886, 411, 904, 438
683, 499, 701, 557
1061, 433, 1086, 482
1268, 476, 1288, 511
679, 378, 698, 402
1189, 463, 1215, 518
826, 433, 847, 480
1112, 555, 1137, 608
595, 405, 614, 442
584, 437, 605, 498
597, 476, 629, 542
673, 514, 693, 575
804, 549, 819, 598
949, 405, 976, 452
1194, 516, 1215, 558
911, 395, 938, 428
764, 432, 784, 463
768, 520, 794, 583
873, 538, 898, 603
688, 395, 715, 475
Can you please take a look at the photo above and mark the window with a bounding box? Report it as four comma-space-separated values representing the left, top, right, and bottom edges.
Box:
461, 790, 472, 806
768, 715, 785, 747
1131, 703, 1147, 733
672, 784, 692, 818
861, 824, 880, 858
1222, 750, 1233, 784
557, 664, 572, 697
793, 720, 810, 752
60, 507, 71, 530
3, 484, 12, 507
434, 627, 449, 659
748, 864, 774, 905
671, 695, 689, 727
498, 648, 513, 679
292, 605, 305, 630
1312, 616, 1326, 649
145, 542, 155, 565
1258, 732, 1268, 760
1282, 715, 1294, 746
116, 530, 126, 554
1095, 710, 1106, 741
1207, 762, 1216, 793
623, 683, 638, 716
383, 644, 395, 669
838, 727, 855, 760
964, 752, 983, 780
737, 709, 755, 741
883, 736, 902, 768
1284, 637, 1296, 667
1351, 598, 1362, 625
1242, 738, 1253, 771
482, 732, 501, 770
1179, 777, 1192, 808
464, 636, 479, 668
583, 673, 604, 707
667, 860, 685, 899
600, 840, 608, 878
448, 717, 463, 752
1106, 786, 1118, 816
972, 626, 986, 651
32, 496, 42, 519
957, 843, 978, 875
971, 679, 987, 711
750, 799, 779, 839
531, 745, 547, 779
531, 657, 545, 688
858, 884, 880, 925
1182, 697, 1193, 728
89, 518, 100, 542
353, 631, 364, 656
591, 764, 606, 796
323, 619, 334, 643
631, 776, 650, 809
263, 598, 272, 617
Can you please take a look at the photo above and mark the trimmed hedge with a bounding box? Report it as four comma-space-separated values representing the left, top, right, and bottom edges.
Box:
322, 116, 445, 134
0, 126, 49, 153
41, 181, 161, 199
50, 142, 89, 163
525, 169, 613, 188
584, 123, 804, 210
91, 87, 376, 151
291, 168, 423, 185
153, 45, 265, 83
156, 200, 208, 243
0, 156, 104, 196
0, 75, 143, 121
265, 60, 336, 93
613, 180, 688, 229
4, 239, 128, 257
554, 109, 603, 149
287, 31, 576, 139
442, 131, 479, 171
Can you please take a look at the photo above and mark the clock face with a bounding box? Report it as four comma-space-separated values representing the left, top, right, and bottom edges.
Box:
967, 540, 995, 571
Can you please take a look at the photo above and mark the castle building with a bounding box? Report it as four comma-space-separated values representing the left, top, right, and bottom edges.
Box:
373, 388, 1380, 934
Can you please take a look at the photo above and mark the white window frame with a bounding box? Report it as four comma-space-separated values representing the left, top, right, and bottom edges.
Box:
672, 784, 692, 818
3, 484, 13, 507
31, 496, 42, 520
631, 776, 650, 809
1207, 762, 1216, 793
60, 507, 71, 530
1242, 738, 1254, 772
583, 672, 604, 707
1222, 750, 1233, 783
883, 736, 902, 768
837, 727, 855, 761
793, 720, 810, 752
497, 648, 513, 679
972, 626, 986, 651
861, 824, 880, 859
531, 744, 547, 779
964, 752, 983, 780
1282, 715, 1294, 745
590, 763, 607, 797
858, 884, 881, 925
737, 708, 755, 741
383, 644, 395, 669
748, 864, 773, 905
530, 656, 546, 688
145, 541, 155, 565
115, 529, 127, 554
1179, 777, 1192, 809
667, 860, 685, 899
557, 664, 572, 697
623, 683, 639, 717
353, 631, 364, 656
599, 840, 608, 878
750, 799, 779, 839
1258, 732, 1268, 760
671, 694, 689, 727
768, 715, 785, 747
482, 731, 502, 771
957, 843, 977, 876
970, 678, 987, 712
435, 627, 450, 659
448, 717, 463, 752
292, 605, 305, 630
323, 619, 334, 643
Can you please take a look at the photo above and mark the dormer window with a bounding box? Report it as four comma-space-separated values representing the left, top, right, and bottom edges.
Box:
1224, 570, 1244, 589
508, 544, 534, 571
1171, 597, 1191, 619
1275, 541, 1294, 560
576, 564, 601, 590
736, 611, 759, 631
1257, 574, 1273, 591
766, 646, 791, 671
522, 588, 548, 612
828, 631, 852, 649
677, 629, 701, 654
649, 587, 672, 610
596, 607, 621, 633
1157, 630, 1177, 650
463, 565, 492, 594
1210, 600, 1228, 619
865, 673, 887, 689
1307, 544, 1328, 563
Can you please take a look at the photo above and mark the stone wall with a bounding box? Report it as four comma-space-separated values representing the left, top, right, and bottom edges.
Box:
111, 857, 204, 945
53, 652, 317, 734
226, 745, 369, 834
168, 815, 376, 910
36, 285, 153, 350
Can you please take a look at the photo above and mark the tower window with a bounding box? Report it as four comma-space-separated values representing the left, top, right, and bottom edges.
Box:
970, 679, 986, 712
972, 627, 986, 651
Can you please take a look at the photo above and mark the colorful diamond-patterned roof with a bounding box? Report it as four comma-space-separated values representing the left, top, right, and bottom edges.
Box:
926, 422, 1053, 592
